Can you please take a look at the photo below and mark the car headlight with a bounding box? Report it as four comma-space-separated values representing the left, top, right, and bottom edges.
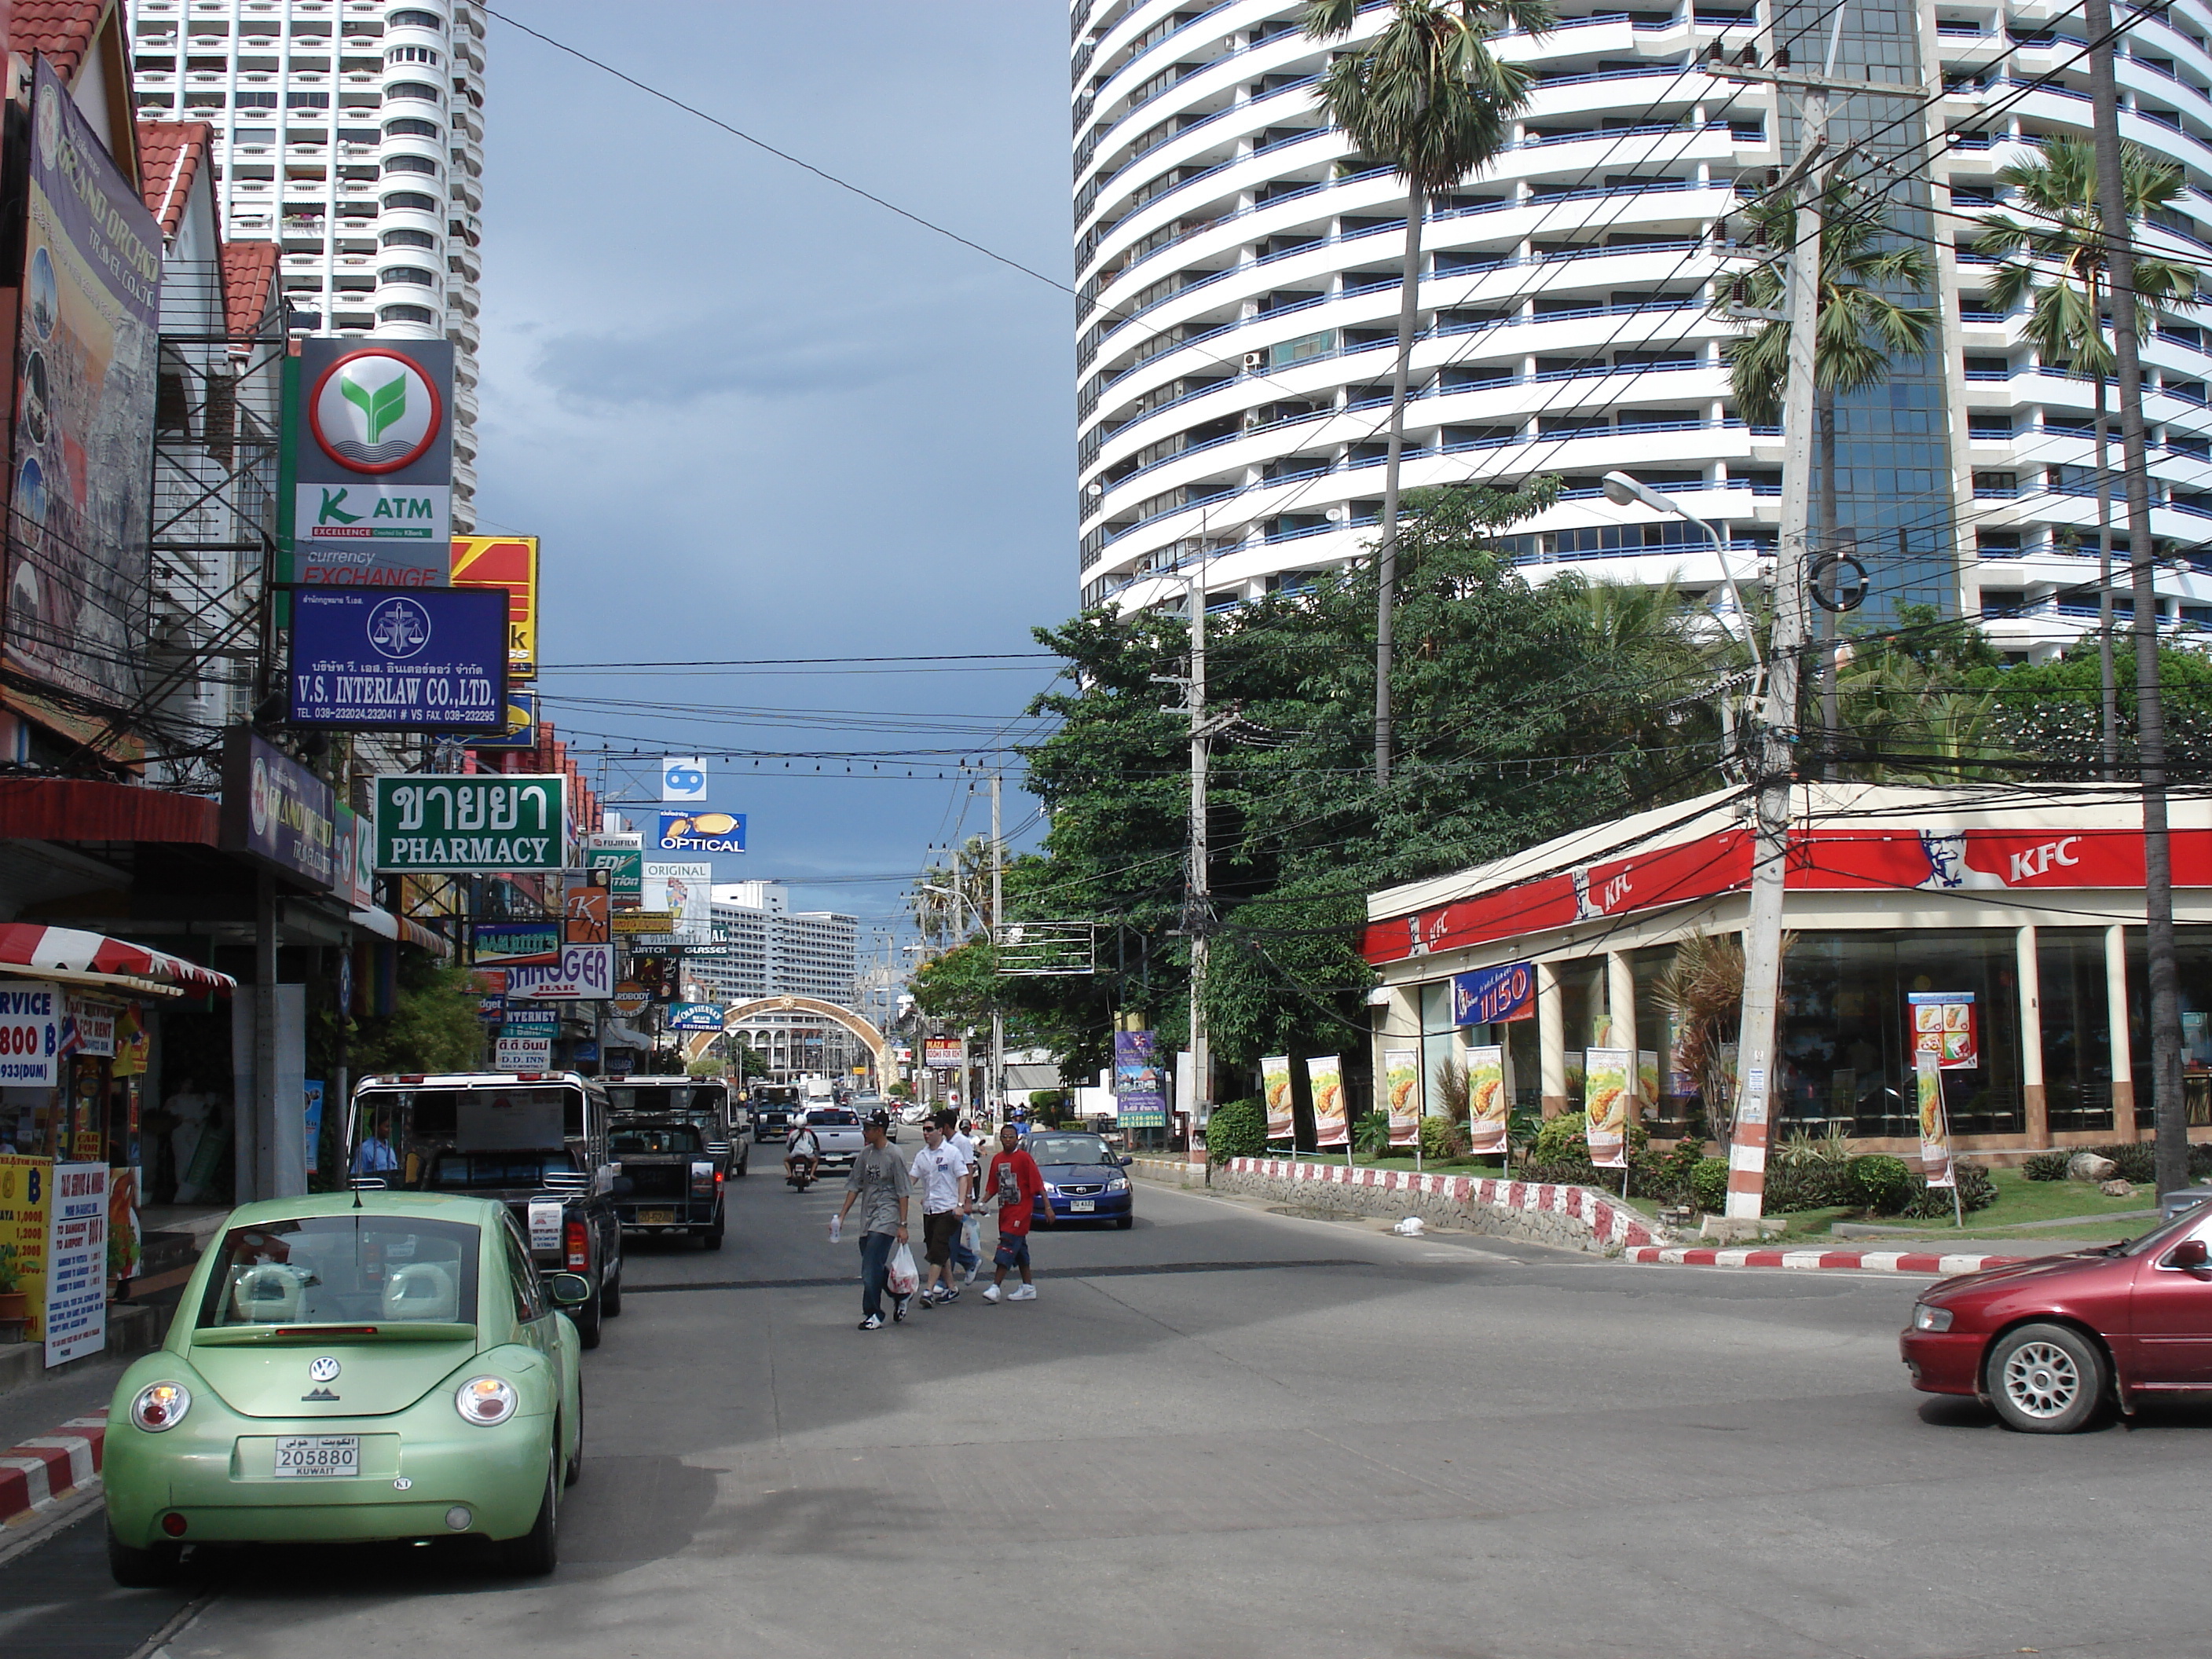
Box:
1108, 1177, 1130, 1192
1042, 1183, 1058, 1196
455, 1376, 518, 1426
1913, 1303, 1954, 1333
131, 1381, 192, 1432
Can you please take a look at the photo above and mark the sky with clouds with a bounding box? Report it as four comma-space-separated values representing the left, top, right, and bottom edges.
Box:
471, 3, 1072, 958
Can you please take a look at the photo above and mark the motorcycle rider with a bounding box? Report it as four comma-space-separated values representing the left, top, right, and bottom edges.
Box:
784, 1113, 822, 1185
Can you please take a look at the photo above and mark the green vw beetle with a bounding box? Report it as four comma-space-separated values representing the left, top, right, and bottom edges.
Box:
104, 1192, 587, 1584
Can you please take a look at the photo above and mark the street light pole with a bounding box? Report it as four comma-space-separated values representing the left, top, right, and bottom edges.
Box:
990, 768, 1004, 1126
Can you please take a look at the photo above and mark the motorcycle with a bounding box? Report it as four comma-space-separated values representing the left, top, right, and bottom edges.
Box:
785, 1154, 816, 1192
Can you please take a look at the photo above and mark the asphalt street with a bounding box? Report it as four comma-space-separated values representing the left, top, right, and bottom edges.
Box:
5, 1158, 2212, 1659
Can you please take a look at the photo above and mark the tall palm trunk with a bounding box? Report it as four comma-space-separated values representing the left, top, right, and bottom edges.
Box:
2093, 369, 2119, 778
1373, 181, 1424, 789
1816, 383, 1840, 777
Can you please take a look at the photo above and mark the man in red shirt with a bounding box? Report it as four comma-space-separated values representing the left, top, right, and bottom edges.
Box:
978, 1120, 1052, 1302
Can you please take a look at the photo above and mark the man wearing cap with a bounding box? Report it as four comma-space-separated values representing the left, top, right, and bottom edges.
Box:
980, 1119, 1051, 1303
835, 1108, 913, 1331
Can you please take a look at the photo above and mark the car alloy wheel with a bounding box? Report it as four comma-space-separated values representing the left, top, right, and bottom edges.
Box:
1989, 1323, 2105, 1434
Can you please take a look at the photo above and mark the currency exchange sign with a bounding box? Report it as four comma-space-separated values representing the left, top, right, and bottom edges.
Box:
372, 775, 567, 873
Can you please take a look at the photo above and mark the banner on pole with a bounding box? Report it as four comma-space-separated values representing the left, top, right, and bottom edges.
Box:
1306, 1055, 1346, 1148
1584, 1047, 1632, 1169
1261, 1056, 1294, 1143
1467, 1045, 1510, 1157
1382, 1048, 1419, 1147
1909, 991, 1979, 1071
1917, 1049, 1955, 1186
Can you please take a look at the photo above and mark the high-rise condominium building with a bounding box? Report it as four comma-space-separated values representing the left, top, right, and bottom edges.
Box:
1071, 0, 2212, 657
130, 0, 486, 526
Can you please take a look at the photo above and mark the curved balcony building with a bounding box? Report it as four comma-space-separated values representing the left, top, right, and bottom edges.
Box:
1070, 0, 2212, 654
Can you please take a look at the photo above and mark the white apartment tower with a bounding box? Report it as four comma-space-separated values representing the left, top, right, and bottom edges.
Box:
130, 0, 486, 527
1071, 0, 2212, 655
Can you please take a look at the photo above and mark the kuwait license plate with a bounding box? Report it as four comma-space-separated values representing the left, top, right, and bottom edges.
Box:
640, 1210, 675, 1225
1070, 1199, 1096, 1212
273, 1434, 360, 1478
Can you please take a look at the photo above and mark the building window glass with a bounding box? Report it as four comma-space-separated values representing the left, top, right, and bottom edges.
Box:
379, 303, 435, 324
2123, 928, 2212, 1126
2038, 928, 2115, 1133
1551, 958, 1606, 1110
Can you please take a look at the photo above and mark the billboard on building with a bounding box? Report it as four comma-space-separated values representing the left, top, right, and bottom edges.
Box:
6, 61, 162, 753
221, 730, 338, 891
450, 534, 538, 678
291, 339, 456, 587
655, 811, 744, 855
287, 588, 507, 729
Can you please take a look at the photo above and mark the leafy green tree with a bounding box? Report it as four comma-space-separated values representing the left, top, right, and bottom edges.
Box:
1303, 0, 1553, 780
347, 957, 485, 1077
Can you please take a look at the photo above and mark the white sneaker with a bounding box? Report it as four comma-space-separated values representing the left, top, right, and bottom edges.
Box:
1009, 1284, 1037, 1302
981, 1283, 1002, 1303
966, 1264, 980, 1285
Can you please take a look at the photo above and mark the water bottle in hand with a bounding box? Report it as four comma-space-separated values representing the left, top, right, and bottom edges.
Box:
829, 1214, 842, 1243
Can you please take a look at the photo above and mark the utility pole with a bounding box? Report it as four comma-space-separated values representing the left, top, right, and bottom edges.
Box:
1186, 562, 1215, 1148
990, 768, 1004, 1125
2086, 0, 2188, 1191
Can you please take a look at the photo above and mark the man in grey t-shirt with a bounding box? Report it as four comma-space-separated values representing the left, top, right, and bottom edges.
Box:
836, 1109, 913, 1329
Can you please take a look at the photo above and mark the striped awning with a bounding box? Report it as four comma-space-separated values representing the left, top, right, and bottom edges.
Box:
0, 924, 236, 994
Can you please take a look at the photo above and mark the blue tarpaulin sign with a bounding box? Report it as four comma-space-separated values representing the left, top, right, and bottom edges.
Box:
1450, 961, 1536, 1026
288, 588, 507, 728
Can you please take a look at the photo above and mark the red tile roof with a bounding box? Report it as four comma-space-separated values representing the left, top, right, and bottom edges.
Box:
11, 1, 109, 84
134, 120, 211, 240
219, 241, 281, 337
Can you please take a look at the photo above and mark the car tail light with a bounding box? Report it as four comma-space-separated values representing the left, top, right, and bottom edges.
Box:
564, 1218, 589, 1270
454, 1376, 518, 1426
161, 1512, 189, 1536
131, 1382, 192, 1432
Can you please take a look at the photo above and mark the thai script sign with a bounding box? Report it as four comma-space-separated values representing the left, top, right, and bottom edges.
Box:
1112, 1031, 1166, 1129
292, 339, 456, 587
372, 775, 567, 873
287, 588, 507, 729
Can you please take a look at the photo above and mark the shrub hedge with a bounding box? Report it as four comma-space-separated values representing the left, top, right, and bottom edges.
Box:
1203, 1098, 1268, 1161
1899, 1159, 1999, 1218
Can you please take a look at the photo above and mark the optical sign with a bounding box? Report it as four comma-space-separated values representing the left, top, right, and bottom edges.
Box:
655, 811, 744, 855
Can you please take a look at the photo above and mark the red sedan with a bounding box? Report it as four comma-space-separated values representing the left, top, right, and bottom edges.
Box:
1902, 1209, 2212, 1433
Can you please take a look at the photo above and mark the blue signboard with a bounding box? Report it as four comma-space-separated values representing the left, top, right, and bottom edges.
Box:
288, 588, 507, 729
667, 1001, 723, 1031
655, 810, 745, 855
1113, 1030, 1168, 1128
1451, 961, 1536, 1026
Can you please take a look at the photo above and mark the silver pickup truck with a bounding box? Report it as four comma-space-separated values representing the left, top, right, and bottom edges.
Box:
793, 1106, 866, 1168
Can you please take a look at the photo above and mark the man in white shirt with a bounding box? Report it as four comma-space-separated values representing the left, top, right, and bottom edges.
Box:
908, 1116, 972, 1306
947, 1118, 983, 1284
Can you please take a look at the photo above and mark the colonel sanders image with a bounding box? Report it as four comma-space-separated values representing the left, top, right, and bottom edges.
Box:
1915, 829, 2006, 890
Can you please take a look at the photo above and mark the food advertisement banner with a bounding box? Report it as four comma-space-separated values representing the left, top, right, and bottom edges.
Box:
1261, 1056, 1294, 1143
449, 534, 538, 679
1467, 1045, 1509, 1157
1382, 1048, 1419, 1147
1584, 1047, 1632, 1169
373, 775, 567, 873
7, 61, 161, 755
1306, 1056, 1346, 1148
287, 588, 507, 729
292, 338, 456, 587
44, 1162, 107, 1366
1113, 1030, 1167, 1129
1908, 991, 1978, 1071
1917, 1050, 1954, 1186
1449, 962, 1535, 1026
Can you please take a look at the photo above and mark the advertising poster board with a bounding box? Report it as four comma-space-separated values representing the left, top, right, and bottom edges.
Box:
654, 811, 745, 855
610, 909, 679, 936
291, 337, 455, 587
287, 588, 507, 729
1584, 1047, 1632, 1169
923, 1037, 961, 1069
449, 534, 538, 678
1306, 1056, 1347, 1148
0, 981, 62, 1086
1917, 1050, 1955, 1187
1382, 1048, 1419, 1148
660, 758, 707, 802
584, 833, 643, 899
1908, 991, 1979, 1071
7, 61, 161, 755
467, 688, 539, 751
563, 880, 610, 945
44, 1163, 107, 1366
1639, 1050, 1660, 1112
1113, 1031, 1168, 1129
1261, 1056, 1294, 1143
373, 775, 567, 873
667, 1002, 723, 1032
1450, 961, 1535, 1026
0, 1155, 52, 1339
643, 862, 712, 944
504, 945, 614, 1002
494, 1033, 553, 1071
1467, 1045, 1510, 1157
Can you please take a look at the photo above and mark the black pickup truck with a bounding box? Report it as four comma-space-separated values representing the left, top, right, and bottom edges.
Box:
609, 1117, 727, 1248
346, 1071, 626, 1346
606, 1078, 749, 1176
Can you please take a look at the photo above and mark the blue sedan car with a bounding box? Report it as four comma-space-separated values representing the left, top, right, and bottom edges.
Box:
1024, 1131, 1135, 1229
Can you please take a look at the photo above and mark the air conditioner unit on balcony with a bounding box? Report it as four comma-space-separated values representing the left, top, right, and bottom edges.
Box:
1243, 350, 1266, 371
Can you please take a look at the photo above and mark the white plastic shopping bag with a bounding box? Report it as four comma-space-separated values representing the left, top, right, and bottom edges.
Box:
961, 1212, 982, 1259
886, 1243, 920, 1296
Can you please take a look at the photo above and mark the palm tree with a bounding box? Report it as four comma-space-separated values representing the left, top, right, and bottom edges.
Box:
1976, 134, 2199, 778
1720, 178, 1933, 775
1302, 0, 1553, 788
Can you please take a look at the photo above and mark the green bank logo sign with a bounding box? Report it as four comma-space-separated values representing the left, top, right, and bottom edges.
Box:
373, 775, 569, 873
309, 347, 444, 474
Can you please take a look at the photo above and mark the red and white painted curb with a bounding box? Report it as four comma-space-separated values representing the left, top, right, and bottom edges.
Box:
0, 1415, 106, 1529
1624, 1245, 2027, 1275
1221, 1157, 1664, 1250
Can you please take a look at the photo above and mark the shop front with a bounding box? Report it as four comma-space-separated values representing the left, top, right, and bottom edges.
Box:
1364, 784, 2212, 1162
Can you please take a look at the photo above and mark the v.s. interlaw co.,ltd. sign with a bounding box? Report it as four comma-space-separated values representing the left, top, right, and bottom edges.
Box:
291, 339, 456, 588
373, 775, 568, 873
287, 588, 507, 729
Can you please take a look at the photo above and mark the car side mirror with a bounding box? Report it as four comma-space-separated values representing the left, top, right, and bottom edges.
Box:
2171, 1239, 2210, 1270
1119, 1155, 1133, 1166
544, 1272, 593, 1307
